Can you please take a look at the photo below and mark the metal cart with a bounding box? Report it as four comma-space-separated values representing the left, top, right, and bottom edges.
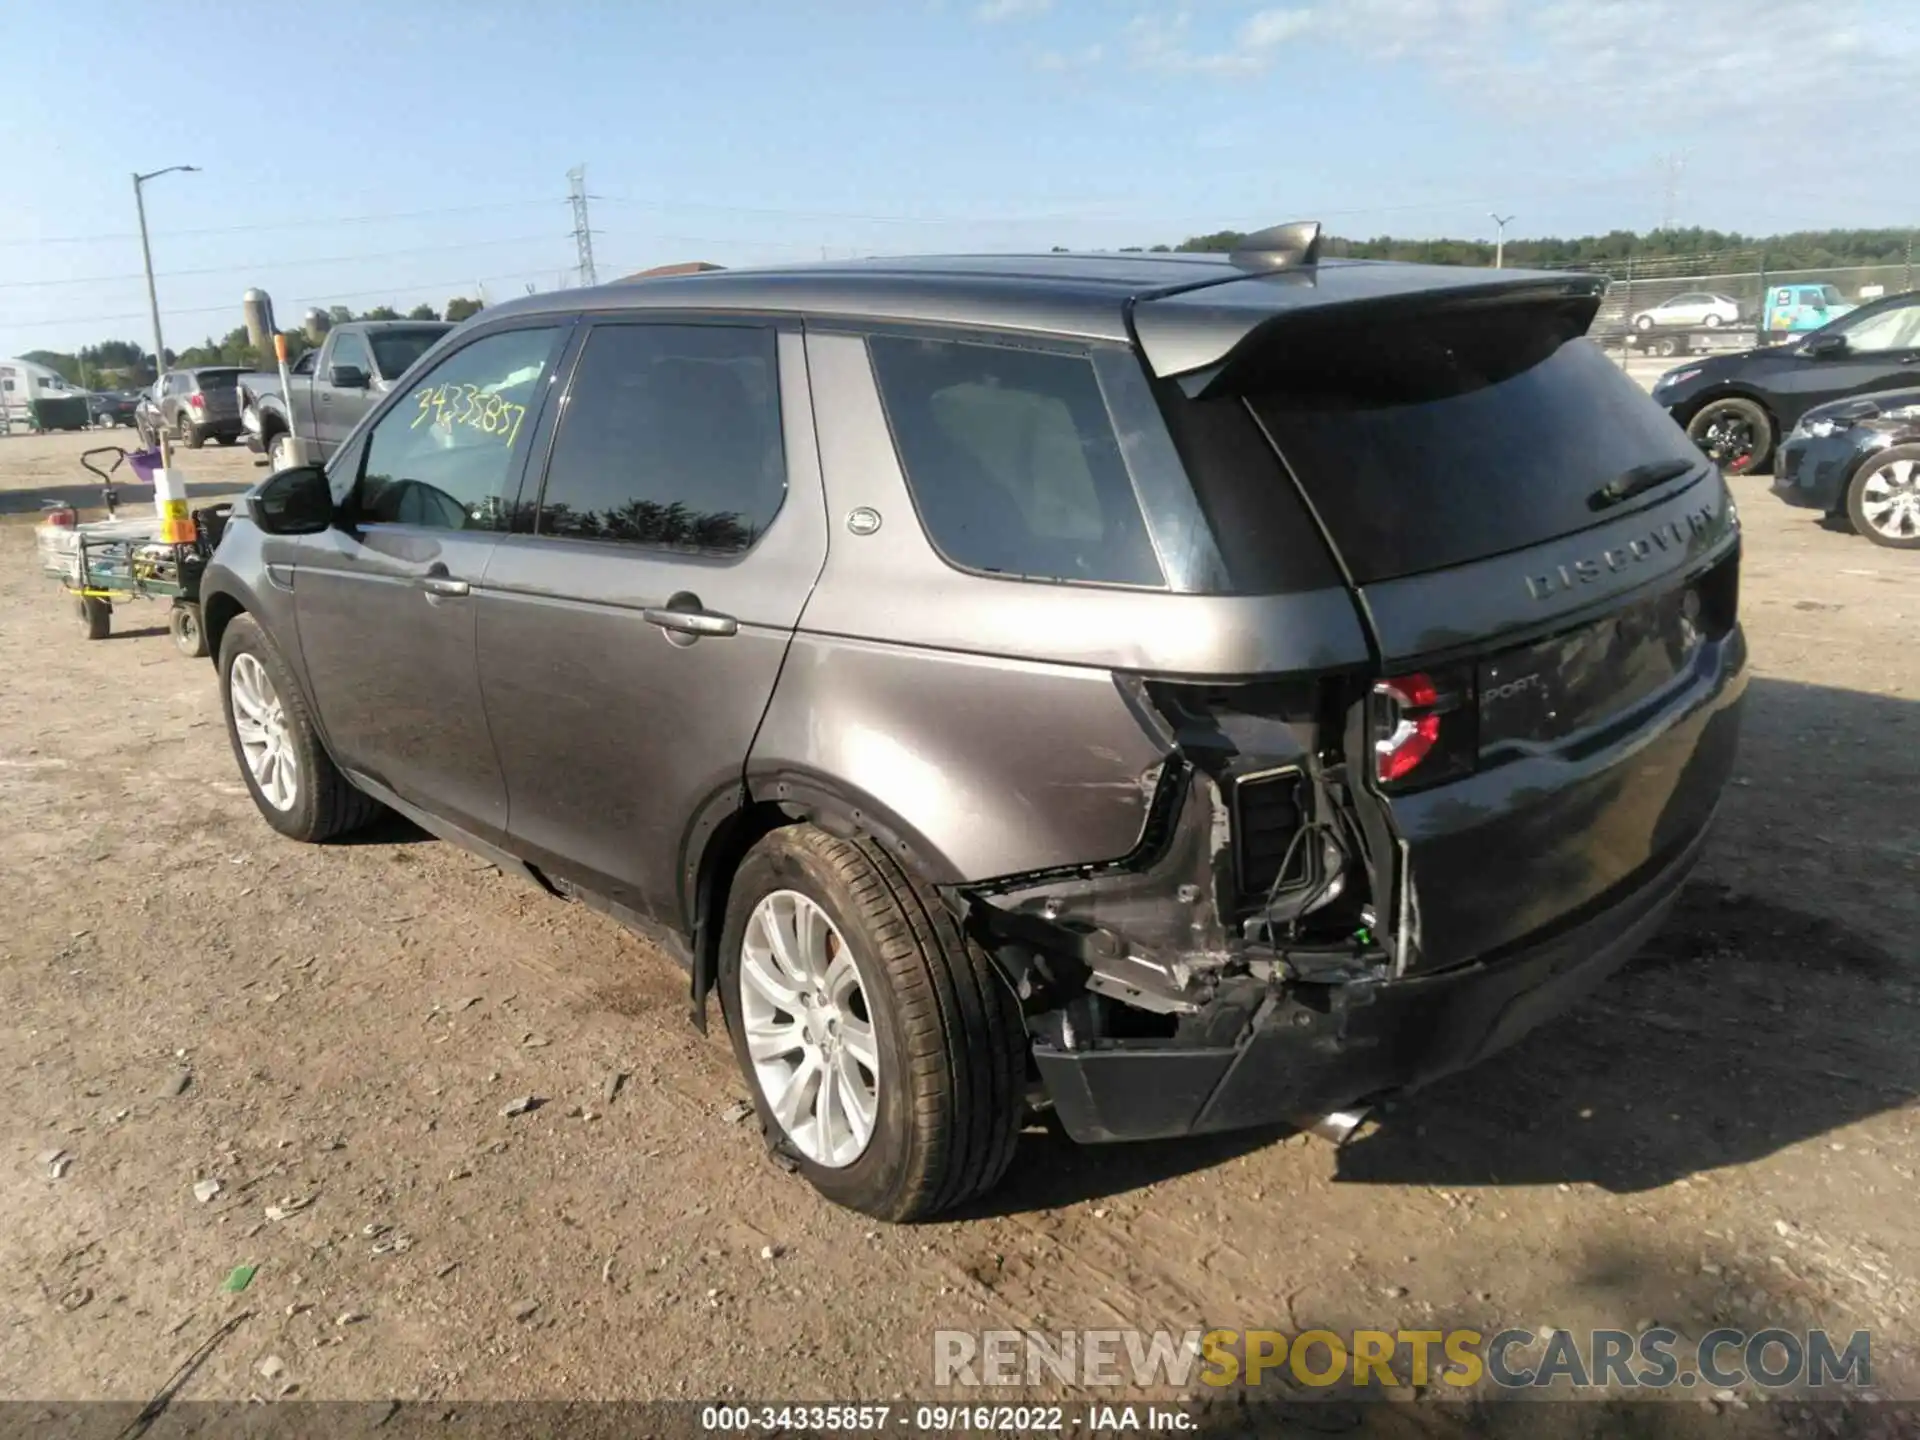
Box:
34, 446, 232, 656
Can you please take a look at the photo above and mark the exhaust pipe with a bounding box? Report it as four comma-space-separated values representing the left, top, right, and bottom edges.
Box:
1294, 1108, 1371, 1147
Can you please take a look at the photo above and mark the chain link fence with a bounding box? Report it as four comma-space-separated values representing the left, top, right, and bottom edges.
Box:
1537, 249, 1918, 366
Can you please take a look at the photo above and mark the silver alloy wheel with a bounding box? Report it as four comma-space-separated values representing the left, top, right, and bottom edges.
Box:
738, 889, 880, 1168
228, 652, 299, 811
1858, 457, 1920, 541
269, 432, 294, 470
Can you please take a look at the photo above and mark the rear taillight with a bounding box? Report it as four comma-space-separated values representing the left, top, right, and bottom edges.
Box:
1373, 673, 1441, 782
188, 393, 205, 411
1371, 668, 1475, 788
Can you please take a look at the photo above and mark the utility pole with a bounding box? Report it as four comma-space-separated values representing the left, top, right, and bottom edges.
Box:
132, 163, 199, 541
568, 165, 598, 287
1490, 213, 1514, 269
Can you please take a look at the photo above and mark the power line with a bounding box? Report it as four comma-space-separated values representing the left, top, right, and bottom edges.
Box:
0, 197, 565, 248
593, 194, 1133, 226
0, 233, 568, 290
3, 267, 559, 333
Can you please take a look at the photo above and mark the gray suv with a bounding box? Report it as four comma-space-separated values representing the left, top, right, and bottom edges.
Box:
199, 229, 1747, 1220
137, 366, 247, 449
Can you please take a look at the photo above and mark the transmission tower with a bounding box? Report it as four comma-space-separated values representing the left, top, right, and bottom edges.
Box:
1658, 152, 1686, 233
568, 165, 598, 287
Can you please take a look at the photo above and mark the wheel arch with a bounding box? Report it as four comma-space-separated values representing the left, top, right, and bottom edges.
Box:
200, 585, 251, 667
681, 769, 970, 1032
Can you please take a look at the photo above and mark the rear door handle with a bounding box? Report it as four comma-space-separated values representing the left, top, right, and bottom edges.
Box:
421, 576, 470, 599
643, 603, 738, 638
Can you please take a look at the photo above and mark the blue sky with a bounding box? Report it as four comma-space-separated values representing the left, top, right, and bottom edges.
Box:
3, 0, 1915, 357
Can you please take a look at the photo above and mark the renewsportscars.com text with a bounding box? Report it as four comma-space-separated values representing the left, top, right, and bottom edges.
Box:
934, 1327, 1873, 1391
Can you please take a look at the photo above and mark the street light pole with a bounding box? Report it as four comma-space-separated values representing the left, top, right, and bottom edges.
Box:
132, 164, 199, 542
1490, 212, 1515, 269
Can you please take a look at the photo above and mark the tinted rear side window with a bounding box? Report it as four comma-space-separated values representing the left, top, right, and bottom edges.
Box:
1239, 305, 1703, 584
535, 323, 785, 553
869, 335, 1163, 587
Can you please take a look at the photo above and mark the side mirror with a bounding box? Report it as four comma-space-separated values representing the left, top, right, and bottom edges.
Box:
329, 364, 370, 389
247, 464, 333, 535
1801, 333, 1848, 359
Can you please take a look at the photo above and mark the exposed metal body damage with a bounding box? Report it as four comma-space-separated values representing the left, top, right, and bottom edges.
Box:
950, 674, 1402, 1107
949, 525, 1747, 1144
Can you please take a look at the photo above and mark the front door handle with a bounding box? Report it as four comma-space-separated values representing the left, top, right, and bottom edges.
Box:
421, 576, 470, 599
643, 593, 738, 641
643, 607, 737, 637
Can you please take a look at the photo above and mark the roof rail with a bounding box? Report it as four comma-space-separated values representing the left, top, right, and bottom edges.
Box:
1229, 221, 1323, 273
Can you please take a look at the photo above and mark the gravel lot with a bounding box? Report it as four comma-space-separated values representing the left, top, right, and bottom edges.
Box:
1, 427, 1915, 1427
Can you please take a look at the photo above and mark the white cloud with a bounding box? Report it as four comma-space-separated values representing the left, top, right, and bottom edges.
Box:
1097, 0, 1917, 158
1123, 5, 1316, 76
1034, 42, 1106, 71
1239, 8, 1314, 49
975, 0, 1052, 20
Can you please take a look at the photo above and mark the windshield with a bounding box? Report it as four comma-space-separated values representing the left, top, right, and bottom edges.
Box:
368, 328, 446, 380
1210, 302, 1703, 585
194, 369, 243, 390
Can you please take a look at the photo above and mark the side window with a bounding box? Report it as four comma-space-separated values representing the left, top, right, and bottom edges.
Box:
1839, 302, 1920, 354
355, 326, 564, 531
329, 332, 372, 375
292, 351, 317, 376
868, 334, 1163, 587
533, 324, 784, 553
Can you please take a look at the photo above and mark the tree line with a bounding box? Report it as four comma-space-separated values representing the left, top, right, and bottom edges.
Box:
23, 222, 1915, 389
19, 296, 486, 390
1101, 225, 1917, 271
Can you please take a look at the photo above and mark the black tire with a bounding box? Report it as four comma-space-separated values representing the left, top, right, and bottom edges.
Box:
1656, 336, 1679, 357
169, 602, 208, 658
718, 825, 1026, 1222
1687, 396, 1773, 475
217, 613, 383, 842
78, 596, 110, 640
1845, 444, 1920, 550
1704, 313, 1723, 329
1635, 314, 1654, 331
178, 412, 203, 450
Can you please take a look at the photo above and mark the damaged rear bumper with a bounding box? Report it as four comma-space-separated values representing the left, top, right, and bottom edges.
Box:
1032, 813, 1710, 1144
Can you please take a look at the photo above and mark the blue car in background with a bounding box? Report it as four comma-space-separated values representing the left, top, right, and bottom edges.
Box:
1764, 283, 1855, 338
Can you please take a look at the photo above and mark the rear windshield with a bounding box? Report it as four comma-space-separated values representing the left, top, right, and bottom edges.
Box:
1223, 302, 1703, 584
193, 369, 243, 390
368, 328, 445, 381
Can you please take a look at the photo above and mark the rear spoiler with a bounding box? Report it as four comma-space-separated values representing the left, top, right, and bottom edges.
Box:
1131, 262, 1609, 398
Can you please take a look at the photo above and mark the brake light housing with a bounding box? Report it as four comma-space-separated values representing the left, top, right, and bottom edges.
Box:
1371, 667, 1476, 789
188, 393, 206, 411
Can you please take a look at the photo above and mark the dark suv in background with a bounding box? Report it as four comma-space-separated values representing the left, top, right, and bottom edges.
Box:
198, 230, 1747, 1220
137, 366, 247, 449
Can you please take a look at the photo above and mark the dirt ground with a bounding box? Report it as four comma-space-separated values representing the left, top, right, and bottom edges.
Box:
0, 427, 1915, 1426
